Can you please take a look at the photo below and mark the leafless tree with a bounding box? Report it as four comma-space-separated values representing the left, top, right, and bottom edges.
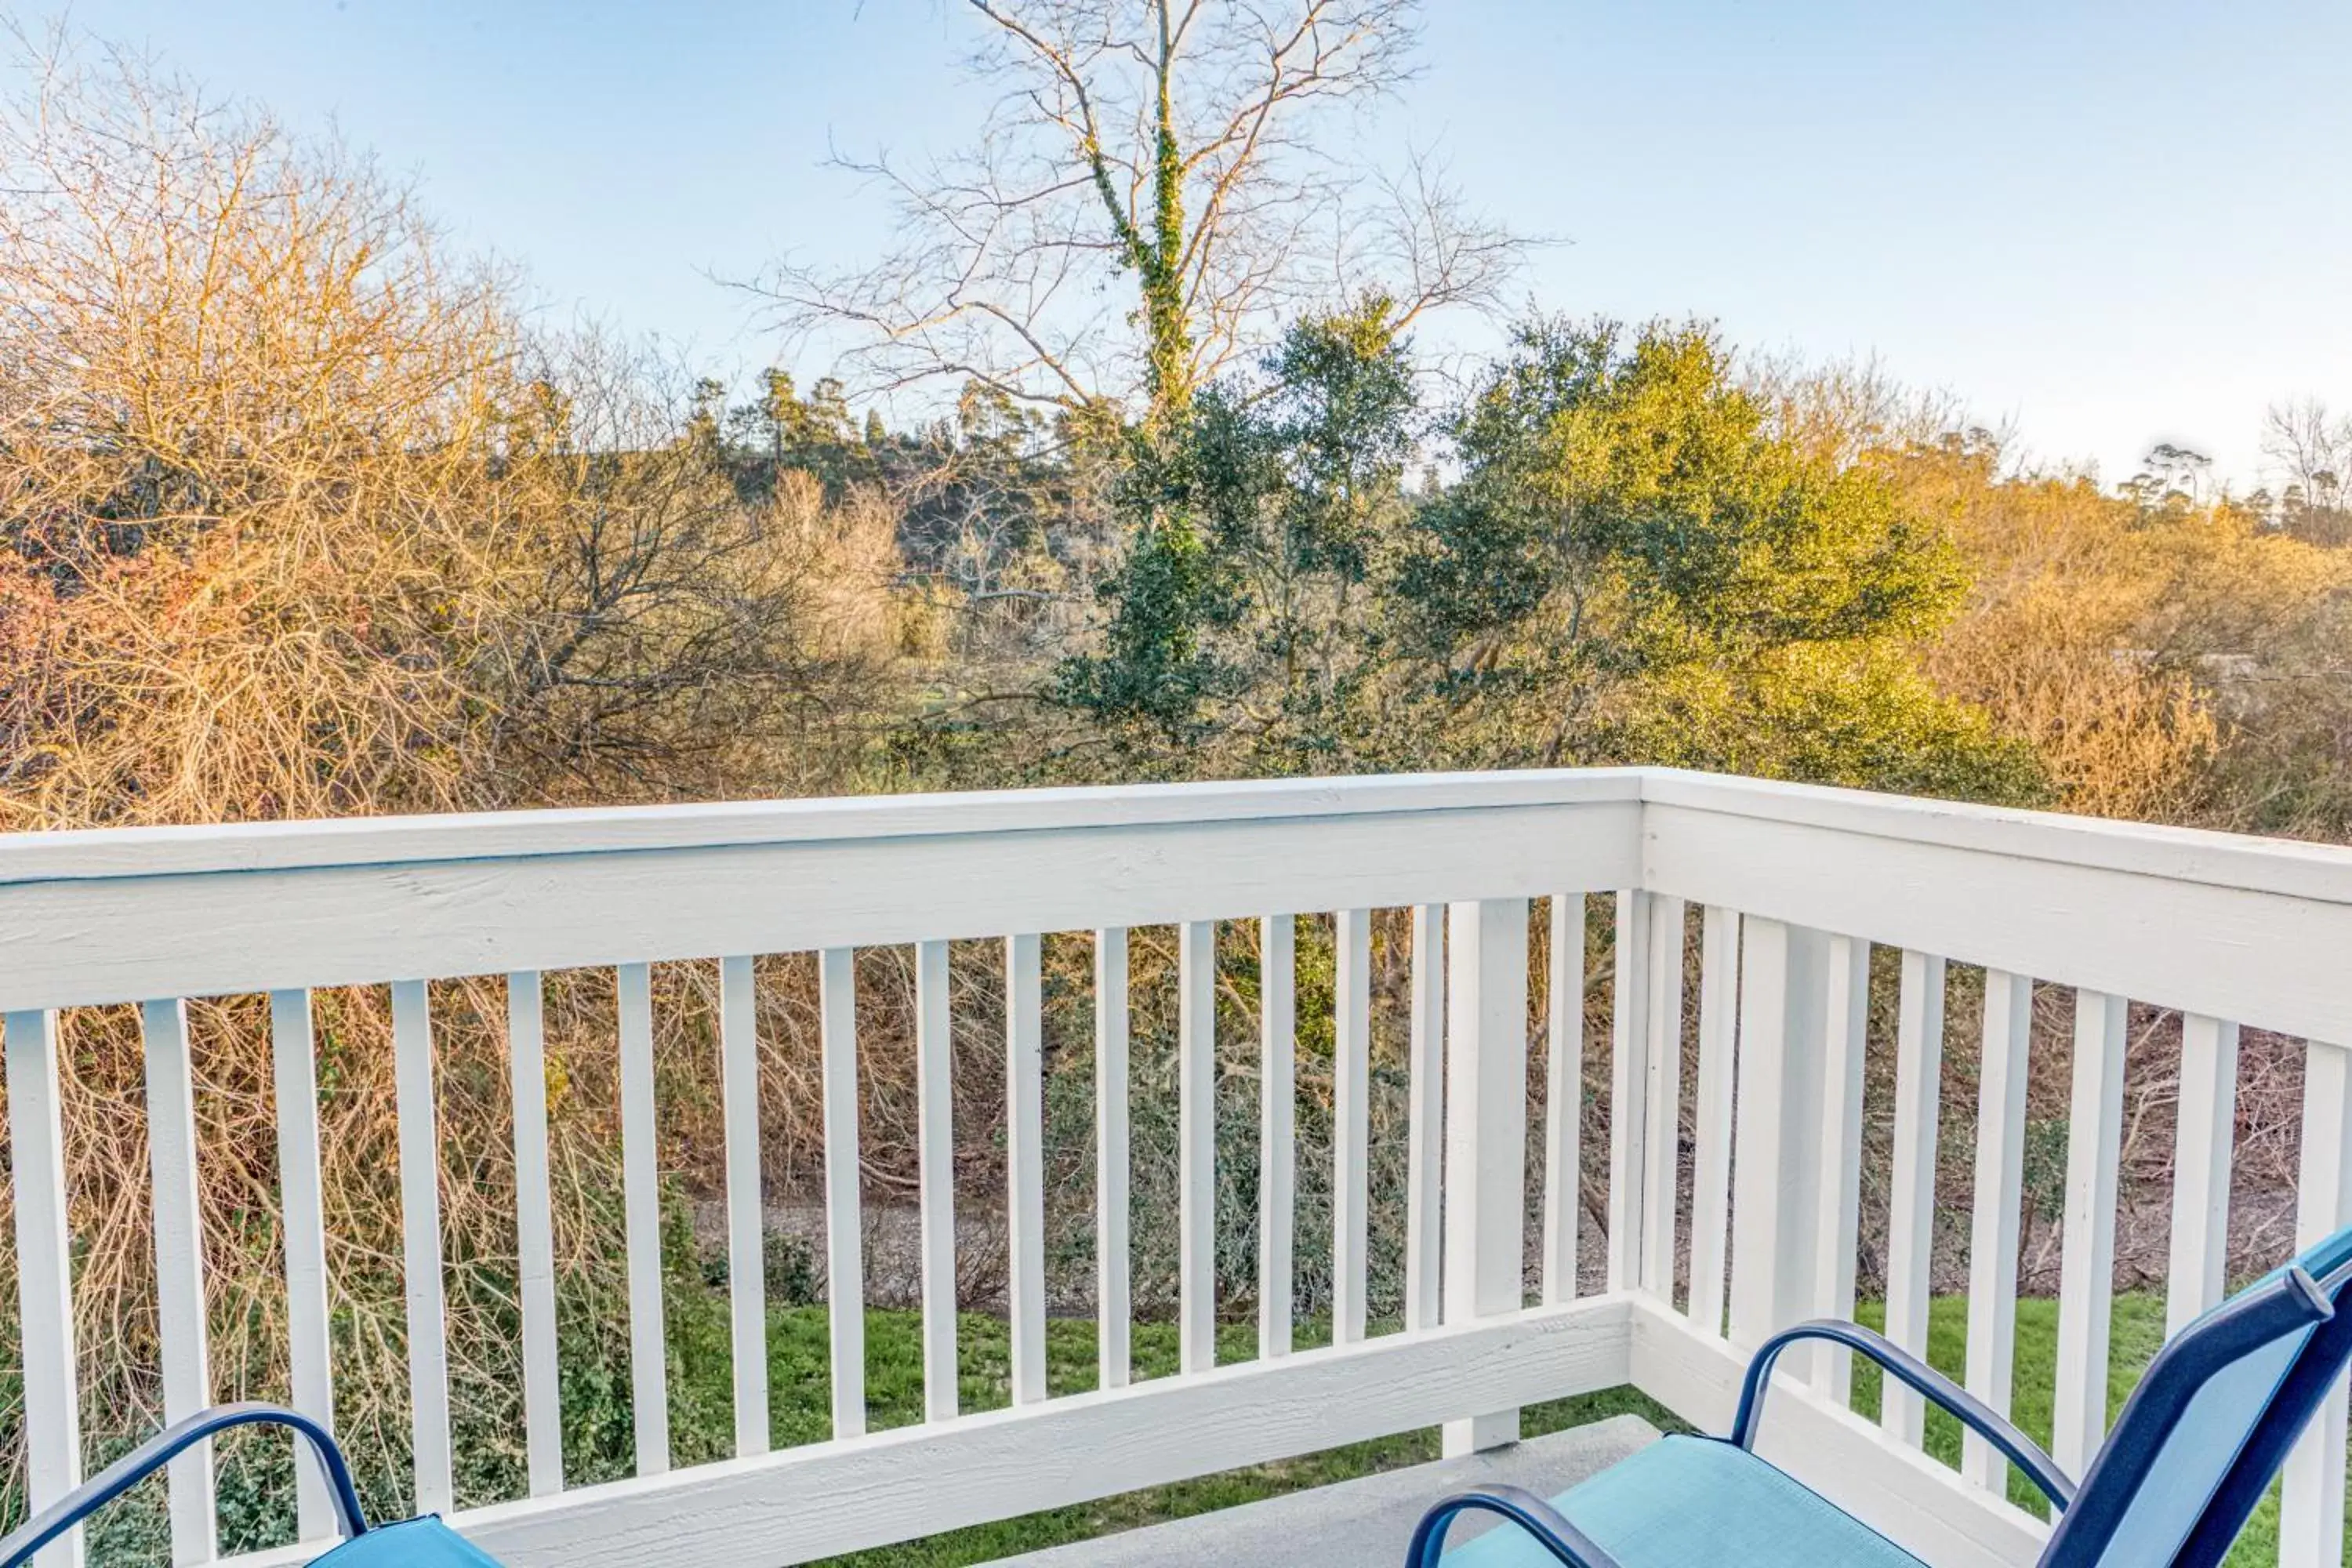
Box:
745, 0, 1523, 423
0, 33, 923, 1526
2263, 397, 2352, 543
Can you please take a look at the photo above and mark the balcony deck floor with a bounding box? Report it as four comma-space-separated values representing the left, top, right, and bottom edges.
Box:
981, 1414, 1661, 1567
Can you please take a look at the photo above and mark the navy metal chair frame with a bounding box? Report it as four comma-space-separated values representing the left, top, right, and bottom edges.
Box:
0, 1403, 368, 1568
1408, 1251, 2352, 1568
1403, 1312, 2066, 1568
1731, 1318, 2078, 1510
1406, 1485, 1624, 1568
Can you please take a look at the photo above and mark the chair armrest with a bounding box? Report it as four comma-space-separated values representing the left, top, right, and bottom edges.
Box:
1406, 1484, 1627, 1568
1732, 1319, 2077, 1510
1, 1403, 367, 1568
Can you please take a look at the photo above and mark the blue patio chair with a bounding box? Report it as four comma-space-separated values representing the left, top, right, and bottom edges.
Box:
1410, 1221, 2352, 1567
0, 1403, 503, 1568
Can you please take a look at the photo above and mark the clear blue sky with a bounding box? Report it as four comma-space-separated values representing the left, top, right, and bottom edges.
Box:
45, 0, 2352, 487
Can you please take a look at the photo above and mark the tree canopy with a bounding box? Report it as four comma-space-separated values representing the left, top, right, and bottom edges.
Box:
1050, 310, 2045, 801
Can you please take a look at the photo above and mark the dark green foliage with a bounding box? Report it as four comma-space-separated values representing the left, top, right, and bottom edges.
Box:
760, 1230, 823, 1308
1056, 299, 1418, 768
1424, 318, 1961, 654
725, 369, 880, 497
1053, 437, 1248, 749
1393, 317, 2038, 796
1054, 308, 2045, 803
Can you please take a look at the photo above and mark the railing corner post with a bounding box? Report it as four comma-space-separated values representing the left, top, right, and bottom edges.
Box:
1443, 897, 1531, 1456
1728, 919, 1833, 1358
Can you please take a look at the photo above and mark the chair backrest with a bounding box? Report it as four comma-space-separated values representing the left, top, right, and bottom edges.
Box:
2039, 1223, 2352, 1568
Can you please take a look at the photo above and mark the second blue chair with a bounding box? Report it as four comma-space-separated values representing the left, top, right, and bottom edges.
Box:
1412, 1222, 2352, 1567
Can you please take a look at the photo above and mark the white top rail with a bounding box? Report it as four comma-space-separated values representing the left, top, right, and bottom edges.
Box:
10, 765, 2352, 1034
0, 771, 1648, 883
1642, 772, 2352, 1045
0, 773, 1642, 1012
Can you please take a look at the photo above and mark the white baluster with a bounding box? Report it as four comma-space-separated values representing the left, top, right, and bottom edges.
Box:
915, 941, 958, 1421
1006, 934, 1047, 1404
1607, 891, 1653, 1294
2053, 990, 2126, 1478
720, 956, 769, 1450
1096, 928, 1132, 1391
1809, 935, 1868, 1398
616, 964, 669, 1474
143, 999, 215, 1563
1334, 909, 1373, 1346
2168, 1013, 2240, 1335
6, 1010, 83, 1568
819, 948, 866, 1436
505, 972, 563, 1494
1688, 907, 1744, 1341
1639, 897, 1686, 1298
1258, 915, 1296, 1359
1962, 971, 2034, 1492
1881, 951, 1946, 1446
1180, 920, 1218, 1374
391, 979, 453, 1514
1541, 896, 1585, 1308
1408, 904, 1447, 1328
269, 989, 339, 1532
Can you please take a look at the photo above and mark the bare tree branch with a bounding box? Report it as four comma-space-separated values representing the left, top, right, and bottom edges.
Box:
734, 0, 1523, 421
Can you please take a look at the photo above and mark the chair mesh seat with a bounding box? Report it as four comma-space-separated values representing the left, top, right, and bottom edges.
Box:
311, 1518, 507, 1568
1442, 1435, 1927, 1568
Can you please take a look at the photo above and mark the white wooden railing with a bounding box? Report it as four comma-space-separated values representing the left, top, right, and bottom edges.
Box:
5, 769, 2352, 1568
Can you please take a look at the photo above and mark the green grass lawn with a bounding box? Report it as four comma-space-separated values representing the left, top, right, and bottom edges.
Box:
1844, 1293, 2350, 1566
